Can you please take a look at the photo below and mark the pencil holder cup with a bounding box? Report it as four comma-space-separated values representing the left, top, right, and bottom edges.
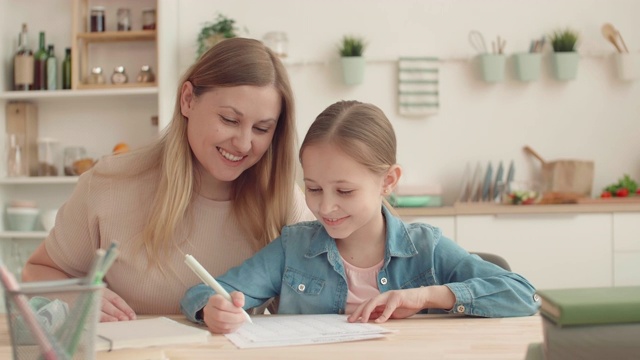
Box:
478, 54, 506, 83
4, 279, 104, 360
513, 53, 542, 82
614, 53, 640, 81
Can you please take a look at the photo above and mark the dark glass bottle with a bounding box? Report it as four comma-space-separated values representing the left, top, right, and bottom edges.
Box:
13, 23, 34, 91
33, 32, 48, 90
62, 48, 72, 90
46, 44, 57, 90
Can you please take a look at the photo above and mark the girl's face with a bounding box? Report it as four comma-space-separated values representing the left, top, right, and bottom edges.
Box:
181, 83, 280, 195
301, 143, 388, 241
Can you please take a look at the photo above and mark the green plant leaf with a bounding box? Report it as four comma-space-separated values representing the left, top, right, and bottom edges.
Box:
196, 14, 239, 58
549, 28, 579, 52
338, 36, 366, 57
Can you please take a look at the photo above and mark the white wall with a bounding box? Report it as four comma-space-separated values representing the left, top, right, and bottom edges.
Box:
178, 0, 640, 204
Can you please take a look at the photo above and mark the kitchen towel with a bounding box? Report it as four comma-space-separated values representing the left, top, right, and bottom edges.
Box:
397, 57, 440, 116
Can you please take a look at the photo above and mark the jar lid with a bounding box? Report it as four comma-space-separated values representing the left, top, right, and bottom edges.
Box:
91, 6, 105, 11
114, 66, 126, 73
91, 67, 103, 74
141, 65, 151, 71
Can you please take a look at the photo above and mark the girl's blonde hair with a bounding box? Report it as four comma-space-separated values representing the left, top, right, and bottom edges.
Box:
134, 38, 297, 265
300, 100, 396, 175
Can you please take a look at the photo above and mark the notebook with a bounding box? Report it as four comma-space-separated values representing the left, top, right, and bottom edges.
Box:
96, 317, 210, 352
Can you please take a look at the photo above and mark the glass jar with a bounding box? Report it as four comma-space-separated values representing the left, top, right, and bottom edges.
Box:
142, 9, 156, 30
117, 8, 131, 31
87, 67, 105, 84
37, 138, 59, 176
262, 32, 289, 58
136, 65, 156, 83
111, 66, 128, 84
63, 146, 87, 176
90, 6, 105, 32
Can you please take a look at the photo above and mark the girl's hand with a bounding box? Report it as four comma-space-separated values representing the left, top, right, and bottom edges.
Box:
348, 286, 455, 323
100, 287, 137, 322
203, 291, 247, 334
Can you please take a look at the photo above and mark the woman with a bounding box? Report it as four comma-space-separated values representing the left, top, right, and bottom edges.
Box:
22, 38, 314, 321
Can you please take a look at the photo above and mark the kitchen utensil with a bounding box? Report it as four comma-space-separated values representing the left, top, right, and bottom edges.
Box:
601, 23, 624, 53
457, 162, 472, 202
468, 30, 488, 54
481, 162, 493, 201
492, 161, 504, 201
468, 162, 484, 202
523, 145, 594, 197
505, 160, 515, 192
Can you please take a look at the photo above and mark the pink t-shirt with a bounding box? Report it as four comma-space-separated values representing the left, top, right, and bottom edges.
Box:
342, 257, 384, 314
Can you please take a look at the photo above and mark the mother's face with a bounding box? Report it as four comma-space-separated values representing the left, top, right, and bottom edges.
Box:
180, 82, 281, 185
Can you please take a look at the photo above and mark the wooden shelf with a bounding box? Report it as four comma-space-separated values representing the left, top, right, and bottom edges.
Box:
0, 87, 157, 100
76, 30, 156, 43
76, 82, 157, 90
0, 231, 48, 239
0, 176, 79, 185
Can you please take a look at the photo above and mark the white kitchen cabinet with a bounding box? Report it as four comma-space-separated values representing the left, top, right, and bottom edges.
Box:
613, 213, 640, 286
401, 216, 456, 241
455, 213, 613, 290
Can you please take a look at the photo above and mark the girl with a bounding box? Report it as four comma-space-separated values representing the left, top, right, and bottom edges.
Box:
181, 100, 538, 333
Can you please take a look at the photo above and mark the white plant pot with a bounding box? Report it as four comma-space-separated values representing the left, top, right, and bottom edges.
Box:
341, 57, 365, 85
551, 52, 580, 81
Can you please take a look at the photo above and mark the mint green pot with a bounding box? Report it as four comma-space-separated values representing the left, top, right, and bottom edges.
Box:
513, 53, 542, 82
341, 56, 365, 85
552, 52, 579, 81
479, 54, 506, 83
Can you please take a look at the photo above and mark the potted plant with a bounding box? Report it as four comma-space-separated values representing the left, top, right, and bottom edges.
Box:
196, 14, 239, 58
549, 28, 580, 80
338, 35, 367, 85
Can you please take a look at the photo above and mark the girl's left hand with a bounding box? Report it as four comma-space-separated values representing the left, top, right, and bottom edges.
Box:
348, 288, 428, 323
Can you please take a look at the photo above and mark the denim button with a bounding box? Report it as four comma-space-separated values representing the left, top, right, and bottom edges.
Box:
533, 294, 540, 302
298, 284, 305, 292
380, 277, 388, 285
456, 305, 465, 313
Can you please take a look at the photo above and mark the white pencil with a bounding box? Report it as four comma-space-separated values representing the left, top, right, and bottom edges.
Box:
184, 254, 253, 324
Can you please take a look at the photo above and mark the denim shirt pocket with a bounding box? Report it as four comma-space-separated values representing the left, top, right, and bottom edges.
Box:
283, 267, 325, 296
400, 268, 436, 289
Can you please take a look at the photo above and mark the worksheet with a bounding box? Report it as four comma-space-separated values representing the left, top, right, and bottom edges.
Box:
225, 314, 394, 349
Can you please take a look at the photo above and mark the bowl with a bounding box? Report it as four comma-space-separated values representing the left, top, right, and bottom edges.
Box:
501, 181, 542, 205
6, 207, 40, 231
40, 209, 58, 232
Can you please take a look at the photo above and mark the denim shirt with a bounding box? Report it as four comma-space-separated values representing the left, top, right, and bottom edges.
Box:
181, 206, 539, 323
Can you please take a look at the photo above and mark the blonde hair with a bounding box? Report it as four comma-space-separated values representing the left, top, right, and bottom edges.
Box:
142, 38, 297, 265
300, 101, 396, 175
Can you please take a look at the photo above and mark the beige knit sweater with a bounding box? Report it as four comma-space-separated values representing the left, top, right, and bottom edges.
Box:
45, 151, 314, 315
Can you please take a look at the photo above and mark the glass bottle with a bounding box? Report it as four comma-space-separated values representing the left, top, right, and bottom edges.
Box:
142, 9, 156, 30
117, 8, 132, 31
136, 65, 155, 83
13, 23, 34, 91
33, 32, 48, 90
87, 67, 105, 84
90, 6, 106, 32
46, 44, 57, 90
111, 66, 128, 84
62, 48, 72, 90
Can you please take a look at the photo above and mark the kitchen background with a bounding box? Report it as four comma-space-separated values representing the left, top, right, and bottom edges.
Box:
1, 0, 639, 205
176, 0, 640, 204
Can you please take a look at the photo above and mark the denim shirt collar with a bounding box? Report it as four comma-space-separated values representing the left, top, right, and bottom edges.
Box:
305, 205, 418, 259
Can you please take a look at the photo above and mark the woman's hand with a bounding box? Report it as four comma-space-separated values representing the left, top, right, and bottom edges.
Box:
203, 291, 247, 334
100, 287, 137, 322
348, 286, 455, 323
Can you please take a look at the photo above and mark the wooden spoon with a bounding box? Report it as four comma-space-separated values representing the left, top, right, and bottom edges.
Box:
601, 23, 623, 53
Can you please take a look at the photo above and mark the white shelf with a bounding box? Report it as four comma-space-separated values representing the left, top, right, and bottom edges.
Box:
0, 87, 158, 100
0, 231, 48, 239
0, 177, 79, 185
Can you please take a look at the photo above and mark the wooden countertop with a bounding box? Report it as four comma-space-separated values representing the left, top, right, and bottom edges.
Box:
394, 199, 640, 217
0, 314, 544, 359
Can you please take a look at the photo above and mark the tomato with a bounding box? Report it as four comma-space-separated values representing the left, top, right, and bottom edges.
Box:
637, 188, 640, 195
616, 188, 629, 197
601, 191, 612, 198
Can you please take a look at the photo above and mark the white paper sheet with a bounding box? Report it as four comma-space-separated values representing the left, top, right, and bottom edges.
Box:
225, 314, 394, 349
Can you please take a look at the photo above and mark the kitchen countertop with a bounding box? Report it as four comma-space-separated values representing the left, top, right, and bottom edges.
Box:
394, 200, 640, 217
